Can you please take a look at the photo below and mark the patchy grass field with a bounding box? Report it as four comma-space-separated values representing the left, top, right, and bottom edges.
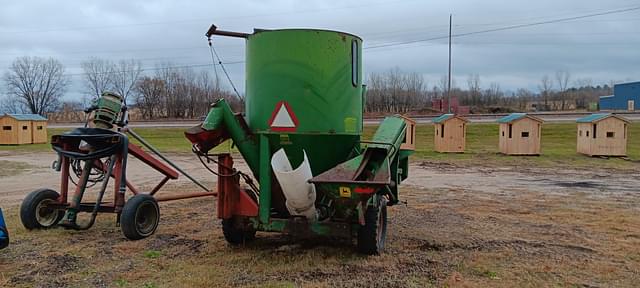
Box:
1, 178, 639, 287
0, 127, 233, 154
394, 123, 640, 170
1, 122, 640, 287
3, 123, 640, 170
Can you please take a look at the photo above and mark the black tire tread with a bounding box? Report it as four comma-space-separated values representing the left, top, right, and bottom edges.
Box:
222, 218, 256, 245
357, 197, 388, 255
120, 194, 160, 240
20, 189, 64, 230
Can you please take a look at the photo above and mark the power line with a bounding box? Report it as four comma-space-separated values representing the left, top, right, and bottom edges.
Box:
364, 5, 640, 50
3, 6, 637, 59
0, 44, 244, 57
0, 0, 420, 34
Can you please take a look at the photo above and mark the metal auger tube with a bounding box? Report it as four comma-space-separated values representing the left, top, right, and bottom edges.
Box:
126, 128, 210, 192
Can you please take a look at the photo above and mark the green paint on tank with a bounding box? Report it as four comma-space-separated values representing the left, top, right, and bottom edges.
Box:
245, 29, 363, 135
244, 29, 364, 174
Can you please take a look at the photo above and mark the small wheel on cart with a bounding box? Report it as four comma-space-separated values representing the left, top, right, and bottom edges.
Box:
120, 194, 160, 240
222, 217, 256, 245
357, 196, 388, 255
20, 189, 65, 229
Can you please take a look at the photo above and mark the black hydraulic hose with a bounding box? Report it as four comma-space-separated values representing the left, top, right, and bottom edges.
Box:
192, 146, 239, 177
192, 145, 260, 197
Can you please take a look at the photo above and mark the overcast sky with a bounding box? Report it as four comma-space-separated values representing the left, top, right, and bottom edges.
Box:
1, 0, 640, 101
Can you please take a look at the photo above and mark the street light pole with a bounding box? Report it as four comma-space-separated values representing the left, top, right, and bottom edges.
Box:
448, 14, 453, 114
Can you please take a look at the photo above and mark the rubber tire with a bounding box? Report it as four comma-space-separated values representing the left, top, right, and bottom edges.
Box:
20, 189, 65, 229
357, 197, 388, 255
222, 218, 256, 245
120, 194, 160, 240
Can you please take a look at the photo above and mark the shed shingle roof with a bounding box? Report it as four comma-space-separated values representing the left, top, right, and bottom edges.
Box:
497, 113, 542, 123
432, 114, 468, 124
432, 114, 454, 123
576, 113, 629, 123
2, 114, 48, 121
497, 113, 526, 123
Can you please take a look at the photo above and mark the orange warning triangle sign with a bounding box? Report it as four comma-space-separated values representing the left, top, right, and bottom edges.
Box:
268, 101, 298, 132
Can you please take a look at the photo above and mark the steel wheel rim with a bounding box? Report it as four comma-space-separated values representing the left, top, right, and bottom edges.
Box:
36, 199, 58, 227
135, 201, 158, 236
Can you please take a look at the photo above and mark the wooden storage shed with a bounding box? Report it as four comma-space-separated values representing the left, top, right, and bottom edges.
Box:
399, 115, 417, 150
433, 114, 468, 153
497, 113, 543, 155
0, 114, 48, 145
576, 113, 630, 156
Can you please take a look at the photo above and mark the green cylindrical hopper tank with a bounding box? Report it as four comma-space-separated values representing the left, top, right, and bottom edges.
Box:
192, 26, 414, 252
244, 29, 364, 174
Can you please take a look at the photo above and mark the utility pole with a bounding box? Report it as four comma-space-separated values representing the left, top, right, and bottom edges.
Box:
448, 14, 453, 114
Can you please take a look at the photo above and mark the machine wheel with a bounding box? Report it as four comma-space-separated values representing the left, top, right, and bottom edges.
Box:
357, 196, 388, 255
20, 189, 65, 229
222, 218, 256, 245
120, 194, 160, 240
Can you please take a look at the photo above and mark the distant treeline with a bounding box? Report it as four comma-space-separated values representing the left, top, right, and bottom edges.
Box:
1, 56, 616, 118
365, 69, 613, 114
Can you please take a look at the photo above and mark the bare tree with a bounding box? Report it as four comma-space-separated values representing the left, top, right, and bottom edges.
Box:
486, 82, 503, 104
405, 72, 426, 110
555, 70, 571, 110
81, 57, 115, 100
111, 59, 142, 103
438, 75, 449, 99
135, 76, 165, 119
3, 56, 68, 115
47, 101, 84, 122
0, 95, 25, 114
516, 88, 533, 110
466, 74, 481, 106
364, 68, 429, 113
538, 75, 553, 111
574, 78, 594, 109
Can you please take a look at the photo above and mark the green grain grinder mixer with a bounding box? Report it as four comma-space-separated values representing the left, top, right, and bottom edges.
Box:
186, 25, 416, 254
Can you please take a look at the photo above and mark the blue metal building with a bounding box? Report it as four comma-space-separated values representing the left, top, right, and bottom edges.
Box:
599, 81, 640, 111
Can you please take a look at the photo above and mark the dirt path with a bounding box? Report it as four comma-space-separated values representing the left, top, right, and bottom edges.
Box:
3, 152, 639, 205
1, 153, 639, 287
409, 160, 640, 198
0, 151, 243, 205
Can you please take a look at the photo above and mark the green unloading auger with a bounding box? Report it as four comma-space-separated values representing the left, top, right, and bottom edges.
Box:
309, 116, 411, 206
185, 99, 261, 177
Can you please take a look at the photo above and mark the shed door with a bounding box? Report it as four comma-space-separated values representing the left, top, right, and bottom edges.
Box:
628, 100, 635, 111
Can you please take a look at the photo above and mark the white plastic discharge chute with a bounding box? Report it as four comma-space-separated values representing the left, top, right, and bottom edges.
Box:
270, 148, 318, 221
